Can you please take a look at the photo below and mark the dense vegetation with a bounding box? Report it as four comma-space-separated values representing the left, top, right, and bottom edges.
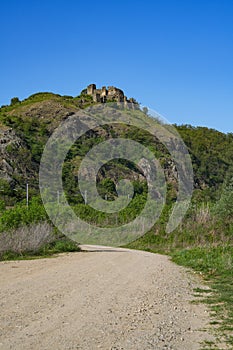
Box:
176, 125, 233, 200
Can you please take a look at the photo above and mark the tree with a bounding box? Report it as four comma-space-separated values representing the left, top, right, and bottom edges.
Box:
214, 177, 233, 222
10, 97, 20, 105
142, 107, 148, 115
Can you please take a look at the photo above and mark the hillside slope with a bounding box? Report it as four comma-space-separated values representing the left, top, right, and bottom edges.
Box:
0, 87, 232, 205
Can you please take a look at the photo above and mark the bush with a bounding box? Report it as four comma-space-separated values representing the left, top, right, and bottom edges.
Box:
0, 197, 48, 231
10, 97, 20, 105
214, 177, 233, 222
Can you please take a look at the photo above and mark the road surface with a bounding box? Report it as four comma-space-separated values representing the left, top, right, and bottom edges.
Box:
0, 246, 214, 349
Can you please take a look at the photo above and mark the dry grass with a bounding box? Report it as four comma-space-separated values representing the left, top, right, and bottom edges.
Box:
194, 203, 211, 225
0, 222, 55, 256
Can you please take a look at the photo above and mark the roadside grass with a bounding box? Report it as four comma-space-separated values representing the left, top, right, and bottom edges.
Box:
0, 238, 80, 261
171, 246, 233, 349
126, 228, 233, 349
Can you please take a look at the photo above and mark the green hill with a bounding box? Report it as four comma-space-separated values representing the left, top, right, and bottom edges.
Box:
0, 88, 232, 205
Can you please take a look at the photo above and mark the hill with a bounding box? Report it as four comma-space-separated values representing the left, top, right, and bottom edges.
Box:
0, 85, 232, 206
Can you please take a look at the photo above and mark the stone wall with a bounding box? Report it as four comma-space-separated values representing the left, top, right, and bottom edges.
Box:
86, 84, 139, 108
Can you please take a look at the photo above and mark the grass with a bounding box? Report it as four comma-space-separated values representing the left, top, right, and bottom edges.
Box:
171, 246, 233, 349
0, 238, 80, 261
126, 225, 233, 349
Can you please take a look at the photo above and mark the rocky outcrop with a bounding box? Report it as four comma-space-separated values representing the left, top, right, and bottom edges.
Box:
0, 126, 29, 183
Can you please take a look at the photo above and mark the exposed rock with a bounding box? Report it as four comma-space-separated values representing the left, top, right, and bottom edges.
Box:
0, 126, 29, 183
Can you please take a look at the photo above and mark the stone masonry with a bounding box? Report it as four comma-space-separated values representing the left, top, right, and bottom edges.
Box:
86, 84, 139, 108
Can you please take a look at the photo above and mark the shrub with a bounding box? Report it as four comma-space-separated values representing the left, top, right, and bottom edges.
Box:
10, 97, 20, 105
0, 197, 48, 232
214, 177, 233, 222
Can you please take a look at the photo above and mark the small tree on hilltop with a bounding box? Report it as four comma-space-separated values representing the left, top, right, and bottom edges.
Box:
10, 97, 20, 105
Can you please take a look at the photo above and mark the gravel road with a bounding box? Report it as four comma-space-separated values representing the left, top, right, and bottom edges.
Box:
0, 246, 214, 350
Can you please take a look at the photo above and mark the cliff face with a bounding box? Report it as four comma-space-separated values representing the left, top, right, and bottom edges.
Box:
0, 125, 29, 183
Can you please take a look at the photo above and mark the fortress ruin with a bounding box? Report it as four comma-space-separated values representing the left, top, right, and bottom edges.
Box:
85, 84, 139, 108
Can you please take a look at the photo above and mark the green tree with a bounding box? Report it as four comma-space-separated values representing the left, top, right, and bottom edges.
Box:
214, 177, 233, 222
10, 97, 20, 105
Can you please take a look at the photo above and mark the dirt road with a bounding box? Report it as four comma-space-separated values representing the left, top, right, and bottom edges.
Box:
0, 246, 214, 349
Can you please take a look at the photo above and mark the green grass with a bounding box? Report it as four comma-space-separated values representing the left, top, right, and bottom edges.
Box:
0, 91, 95, 114
171, 246, 233, 348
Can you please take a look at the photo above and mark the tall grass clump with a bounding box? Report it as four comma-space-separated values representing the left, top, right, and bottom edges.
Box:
0, 197, 80, 260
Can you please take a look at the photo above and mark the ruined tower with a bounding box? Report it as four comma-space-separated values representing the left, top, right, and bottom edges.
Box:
87, 84, 96, 95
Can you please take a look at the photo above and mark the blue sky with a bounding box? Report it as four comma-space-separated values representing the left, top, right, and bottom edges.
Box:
1, 0, 233, 133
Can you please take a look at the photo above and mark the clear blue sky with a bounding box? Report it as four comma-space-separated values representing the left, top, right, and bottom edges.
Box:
1, 0, 233, 133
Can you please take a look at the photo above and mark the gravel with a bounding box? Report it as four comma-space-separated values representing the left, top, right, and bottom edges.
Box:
0, 246, 215, 349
